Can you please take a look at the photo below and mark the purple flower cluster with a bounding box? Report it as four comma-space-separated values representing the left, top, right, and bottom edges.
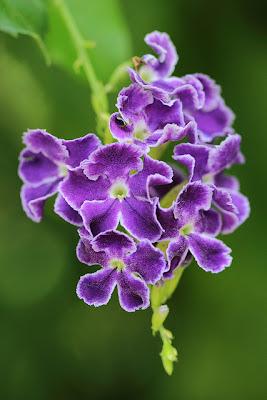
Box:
18, 31, 250, 312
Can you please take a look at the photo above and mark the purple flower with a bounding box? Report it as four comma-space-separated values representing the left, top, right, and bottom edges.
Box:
157, 181, 232, 277
126, 31, 234, 142
60, 142, 173, 241
140, 31, 178, 81
110, 83, 197, 149
76, 230, 166, 311
173, 134, 250, 233
18, 129, 100, 222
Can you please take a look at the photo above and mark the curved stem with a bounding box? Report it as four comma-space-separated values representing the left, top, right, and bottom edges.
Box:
54, 0, 112, 143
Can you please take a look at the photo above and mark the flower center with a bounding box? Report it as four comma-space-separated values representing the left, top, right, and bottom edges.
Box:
133, 120, 149, 141
179, 223, 194, 236
109, 258, 125, 271
203, 173, 213, 184
58, 163, 68, 177
110, 181, 129, 200
139, 65, 156, 83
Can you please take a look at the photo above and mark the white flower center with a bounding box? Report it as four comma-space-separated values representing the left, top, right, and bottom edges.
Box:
179, 223, 194, 236
109, 181, 129, 200
109, 258, 125, 271
133, 120, 149, 141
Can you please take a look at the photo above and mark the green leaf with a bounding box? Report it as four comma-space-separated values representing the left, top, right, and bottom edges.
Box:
0, 0, 50, 63
46, 0, 132, 80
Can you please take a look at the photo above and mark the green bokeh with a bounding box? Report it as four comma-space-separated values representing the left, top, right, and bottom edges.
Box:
0, 0, 266, 399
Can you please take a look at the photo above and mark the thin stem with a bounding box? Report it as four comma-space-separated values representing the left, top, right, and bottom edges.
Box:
54, 0, 112, 143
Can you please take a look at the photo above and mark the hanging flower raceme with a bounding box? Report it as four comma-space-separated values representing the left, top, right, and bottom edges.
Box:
17, 30, 250, 374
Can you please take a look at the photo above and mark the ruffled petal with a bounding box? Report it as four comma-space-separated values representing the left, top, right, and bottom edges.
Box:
117, 271, 150, 312
129, 155, 173, 199
196, 209, 222, 236
194, 73, 220, 111
150, 165, 185, 199
121, 197, 162, 241
92, 230, 136, 257
214, 172, 240, 191
80, 199, 120, 236
54, 194, 83, 226
172, 74, 205, 110
77, 269, 117, 307
23, 129, 68, 163
165, 236, 188, 278
212, 186, 238, 213
174, 182, 213, 223
109, 112, 134, 141
142, 31, 178, 78
208, 134, 242, 174
20, 179, 60, 222
76, 236, 108, 266
188, 233, 232, 273
192, 101, 234, 142
173, 143, 210, 181
146, 99, 184, 131
126, 240, 166, 284
59, 169, 109, 210
63, 133, 100, 169
83, 142, 143, 181
19, 149, 59, 186
157, 205, 179, 240
116, 83, 153, 122
221, 191, 250, 234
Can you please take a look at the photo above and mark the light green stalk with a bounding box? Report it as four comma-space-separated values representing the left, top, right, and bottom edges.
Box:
53, 0, 112, 143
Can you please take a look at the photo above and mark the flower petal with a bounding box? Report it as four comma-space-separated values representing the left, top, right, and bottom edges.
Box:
212, 186, 238, 213
174, 181, 213, 223
196, 209, 222, 236
121, 197, 162, 241
188, 233, 232, 273
129, 155, 173, 199
19, 149, 59, 186
77, 269, 117, 307
146, 99, 184, 131
173, 143, 210, 181
54, 194, 82, 226
23, 129, 68, 163
143, 31, 178, 78
193, 101, 234, 142
117, 83, 153, 122
63, 133, 100, 169
21, 180, 60, 222
165, 236, 188, 278
214, 172, 240, 191
80, 199, 120, 237
76, 236, 108, 266
194, 73, 220, 111
83, 142, 143, 181
208, 134, 242, 174
157, 205, 179, 240
59, 169, 109, 210
109, 112, 134, 141
117, 271, 149, 312
126, 240, 166, 283
92, 230, 136, 257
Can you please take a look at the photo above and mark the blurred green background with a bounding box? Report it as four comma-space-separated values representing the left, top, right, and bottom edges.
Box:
0, 0, 266, 399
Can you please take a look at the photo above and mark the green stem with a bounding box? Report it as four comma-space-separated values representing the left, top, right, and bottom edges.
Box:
54, 0, 112, 143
